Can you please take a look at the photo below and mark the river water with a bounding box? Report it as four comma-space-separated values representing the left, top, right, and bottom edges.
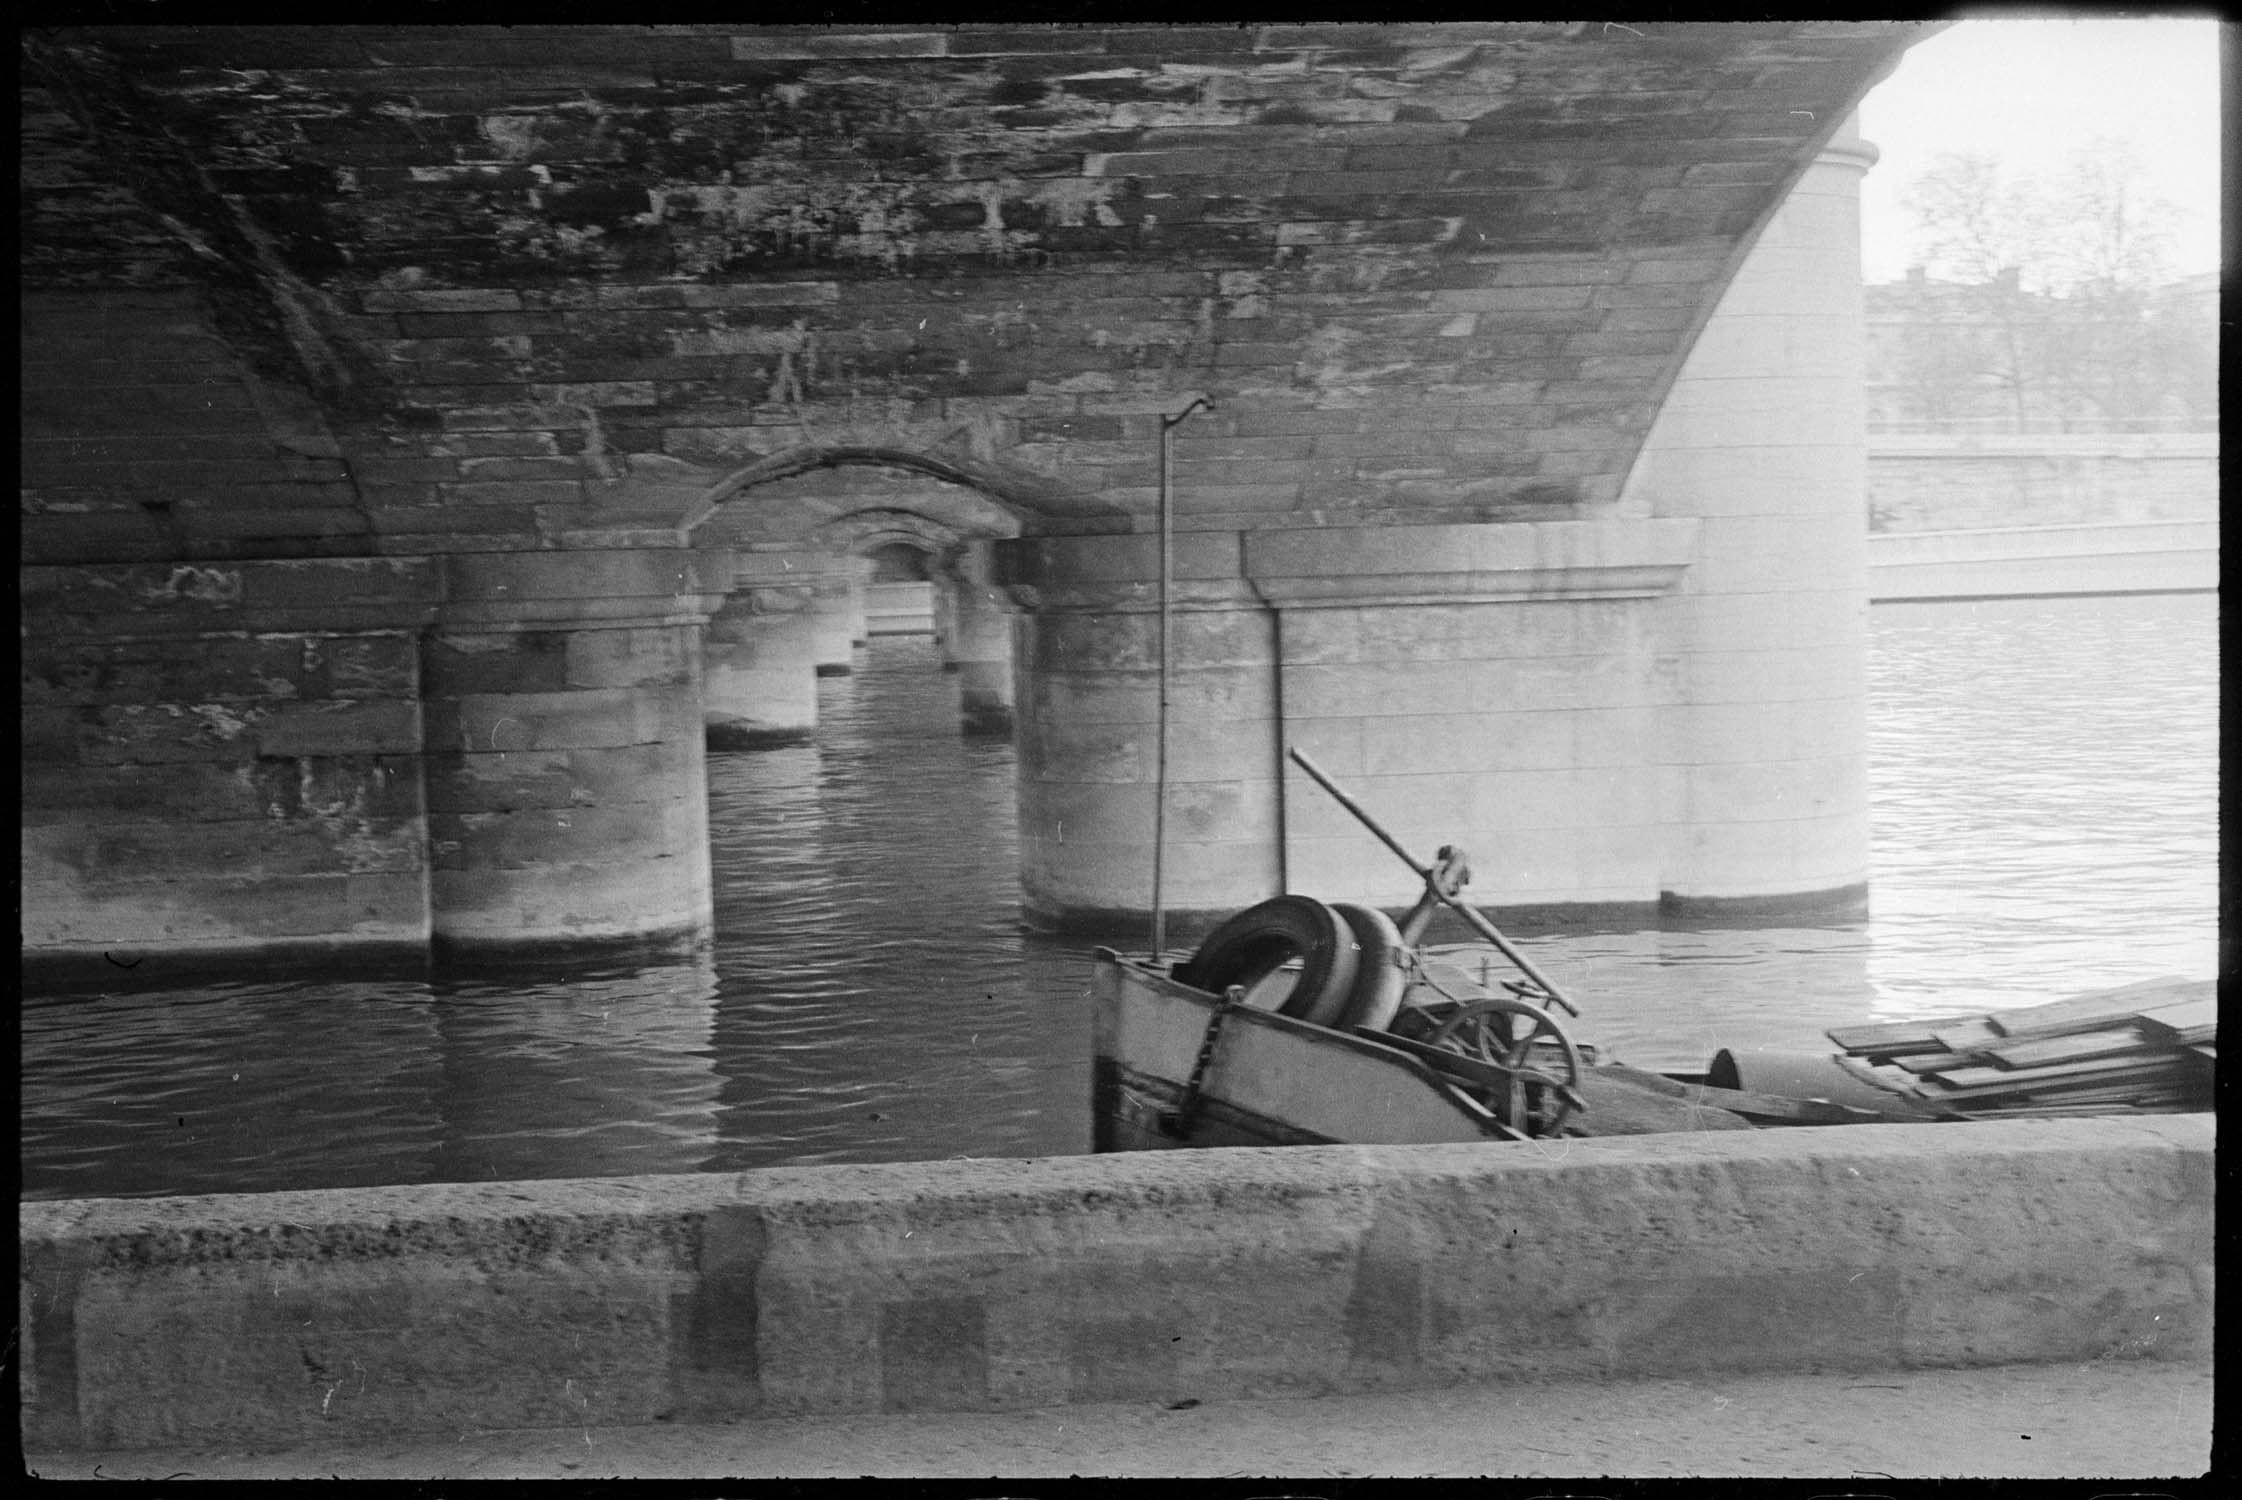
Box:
20, 592, 2217, 1201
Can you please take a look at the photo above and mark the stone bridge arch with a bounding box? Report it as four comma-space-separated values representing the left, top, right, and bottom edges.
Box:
19, 21, 1938, 967
692, 447, 1035, 745
807, 505, 1027, 735
699, 443, 1127, 535
808, 504, 1015, 556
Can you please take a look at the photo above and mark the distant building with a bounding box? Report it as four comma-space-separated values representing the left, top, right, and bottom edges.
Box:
1865, 269, 2217, 434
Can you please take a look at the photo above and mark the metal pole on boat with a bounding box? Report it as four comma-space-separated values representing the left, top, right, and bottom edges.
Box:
1153, 396, 1214, 960
1286, 744, 1582, 1017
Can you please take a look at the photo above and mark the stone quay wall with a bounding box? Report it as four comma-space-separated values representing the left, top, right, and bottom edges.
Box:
20, 1115, 2212, 1453
1868, 433, 2219, 535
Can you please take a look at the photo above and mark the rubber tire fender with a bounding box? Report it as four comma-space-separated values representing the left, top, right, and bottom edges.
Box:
1330, 902, 1408, 1033
1172, 895, 1360, 1027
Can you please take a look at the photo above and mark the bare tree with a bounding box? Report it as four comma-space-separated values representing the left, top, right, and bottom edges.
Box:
1883, 143, 2206, 432
1901, 151, 2036, 286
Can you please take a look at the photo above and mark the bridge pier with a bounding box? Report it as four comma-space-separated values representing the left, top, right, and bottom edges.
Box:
1621, 113, 1879, 916
20, 557, 443, 971
422, 548, 727, 959
808, 572, 862, 677
703, 553, 832, 750
939, 544, 1018, 738
999, 534, 1275, 932
998, 524, 1700, 935
995, 116, 1881, 936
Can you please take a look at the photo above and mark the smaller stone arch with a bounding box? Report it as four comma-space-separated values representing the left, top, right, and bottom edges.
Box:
803, 506, 998, 656
863, 541, 933, 583
695, 443, 1126, 532
688, 447, 1038, 741
797, 506, 1020, 736
808, 504, 1019, 556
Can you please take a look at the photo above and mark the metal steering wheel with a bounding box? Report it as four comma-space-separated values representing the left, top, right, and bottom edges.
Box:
1428, 995, 1588, 1138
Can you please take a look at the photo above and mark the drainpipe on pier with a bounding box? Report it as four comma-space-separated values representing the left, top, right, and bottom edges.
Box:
1245, 575, 1292, 897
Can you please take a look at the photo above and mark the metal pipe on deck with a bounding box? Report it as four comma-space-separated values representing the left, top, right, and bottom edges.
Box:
1287, 745, 1583, 1017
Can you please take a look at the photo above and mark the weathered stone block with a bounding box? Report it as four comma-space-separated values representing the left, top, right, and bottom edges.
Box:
68, 1258, 680, 1447
429, 854, 710, 944
238, 558, 446, 616
565, 625, 698, 689
318, 636, 421, 697
440, 480, 587, 507
440, 549, 715, 610
364, 509, 543, 549
423, 687, 699, 755
28, 756, 416, 831
31, 809, 424, 884
729, 29, 947, 59
19, 868, 432, 952
419, 748, 572, 815
427, 797, 700, 872
360, 288, 526, 313
69, 703, 262, 764
255, 701, 424, 758
421, 632, 573, 697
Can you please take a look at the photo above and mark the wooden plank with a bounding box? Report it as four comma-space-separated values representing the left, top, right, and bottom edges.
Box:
1979, 1027, 2160, 1071
2133, 996, 2217, 1043
1828, 1052, 1928, 1093
1824, 978, 2203, 1055
1923, 1052, 2179, 1089
1992, 1003, 2212, 1048
1893, 1049, 1988, 1076
1983, 977, 2212, 1040
1926, 1019, 2004, 1054
1826, 1014, 1986, 1054
1929, 1057, 2180, 1092
1920, 1057, 2179, 1100
2005, 1076, 2192, 1100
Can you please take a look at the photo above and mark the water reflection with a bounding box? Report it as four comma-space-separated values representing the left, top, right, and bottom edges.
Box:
1433, 924, 1884, 1071
1862, 595, 2218, 1011
18, 595, 2216, 1199
20, 980, 447, 1199
427, 956, 723, 1184
698, 661, 1094, 1171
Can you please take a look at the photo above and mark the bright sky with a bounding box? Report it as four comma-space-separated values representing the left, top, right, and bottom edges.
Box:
1856, 14, 2225, 282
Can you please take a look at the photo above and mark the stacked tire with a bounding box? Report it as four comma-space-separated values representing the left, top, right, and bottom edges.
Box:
1172, 895, 1409, 1034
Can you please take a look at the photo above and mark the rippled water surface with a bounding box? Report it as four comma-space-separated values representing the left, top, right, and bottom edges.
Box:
21, 594, 2217, 1199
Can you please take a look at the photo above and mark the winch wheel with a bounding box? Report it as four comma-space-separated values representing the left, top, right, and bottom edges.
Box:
1171, 895, 1361, 1028
1428, 996, 1587, 1137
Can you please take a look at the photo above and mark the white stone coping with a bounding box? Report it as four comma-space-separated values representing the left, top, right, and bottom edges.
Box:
1868, 432, 2219, 459
1868, 518, 2219, 561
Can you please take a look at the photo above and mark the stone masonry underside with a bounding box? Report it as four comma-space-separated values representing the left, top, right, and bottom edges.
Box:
23, 22, 1916, 553
20, 23, 1923, 963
